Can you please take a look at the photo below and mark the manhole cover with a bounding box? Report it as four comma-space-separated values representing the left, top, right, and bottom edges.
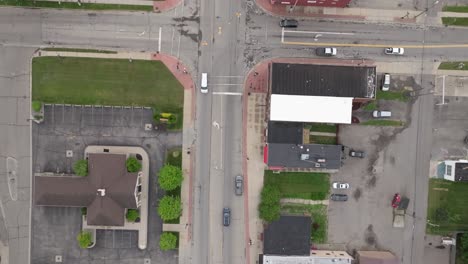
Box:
55, 255, 62, 263
66, 150, 73, 158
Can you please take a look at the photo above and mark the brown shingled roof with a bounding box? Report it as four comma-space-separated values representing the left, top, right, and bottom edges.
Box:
34, 153, 139, 226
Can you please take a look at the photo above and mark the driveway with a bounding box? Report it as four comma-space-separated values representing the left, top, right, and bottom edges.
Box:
31, 105, 182, 264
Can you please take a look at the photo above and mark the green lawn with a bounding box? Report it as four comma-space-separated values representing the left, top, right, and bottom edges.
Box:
264, 170, 330, 200
309, 135, 337, 145
32, 57, 184, 128
0, 0, 153, 10
166, 148, 182, 168
376, 89, 409, 102
442, 17, 468, 26
43, 48, 117, 54
281, 204, 328, 244
439, 62, 468, 71
362, 101, 377, 111
443, 5, 468, 12
361, 120, 404, 126
427, 179, 468, 234
305, 123, 337, 133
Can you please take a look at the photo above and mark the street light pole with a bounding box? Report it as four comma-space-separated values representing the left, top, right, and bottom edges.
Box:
289, 0, 299, 13
413, 0, 439, 19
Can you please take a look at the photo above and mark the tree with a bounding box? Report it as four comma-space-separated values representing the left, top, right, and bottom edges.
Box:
73, 159, 88, 176
126, 157, 142, 172
159, 232, 178, 251
76, 231, 92, 249
126, 209, 140, 222
158, 196, 182, 221
158, 164, 183, 191
258, 184, 281, 223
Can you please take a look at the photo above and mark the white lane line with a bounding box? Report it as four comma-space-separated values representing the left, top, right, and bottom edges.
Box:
211, 76, 244, 78
212, 92, 243, 95
158, 27, 162, 52
281, 27, 284, 43
283, 30, 355, 35
212, 83, 243, 86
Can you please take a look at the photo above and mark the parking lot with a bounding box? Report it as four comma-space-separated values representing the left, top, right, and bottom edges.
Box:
31, 105, 182, 264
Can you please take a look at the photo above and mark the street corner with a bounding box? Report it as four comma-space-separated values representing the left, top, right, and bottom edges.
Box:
246, 61, 270, 94
152, 52, 195, 91
153, 0, 182, 13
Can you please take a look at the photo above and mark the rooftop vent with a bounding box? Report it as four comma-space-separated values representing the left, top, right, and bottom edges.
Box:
301, 154, 310, 160
97, 188, 106, 197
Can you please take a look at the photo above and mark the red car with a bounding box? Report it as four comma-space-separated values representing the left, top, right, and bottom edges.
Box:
392, 193, 401, 208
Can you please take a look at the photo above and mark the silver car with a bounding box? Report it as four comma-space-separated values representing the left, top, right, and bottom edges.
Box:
235, 175, 243, 196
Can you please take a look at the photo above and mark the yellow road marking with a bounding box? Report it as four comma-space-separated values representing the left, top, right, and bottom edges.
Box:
282, 41, 468, 49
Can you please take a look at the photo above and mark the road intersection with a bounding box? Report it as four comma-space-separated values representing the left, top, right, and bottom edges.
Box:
1, 1, 468, 263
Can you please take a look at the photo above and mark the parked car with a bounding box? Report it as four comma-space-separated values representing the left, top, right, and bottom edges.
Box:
385, 47, 404, 55
235, 175, 243, 196
223, 207, 231, 226
373, 110, 392, 118
330, 194, 348, 201
332, 182, 350, 189
316, 47, 337, 57
382, 73, 390, 91
279, 19, 298, 28
349, 149, 365, 158
392, 193, 401, 208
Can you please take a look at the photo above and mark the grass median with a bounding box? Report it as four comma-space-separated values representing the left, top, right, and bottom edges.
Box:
439, 61, 468, 70
264, 170, 330, 200
442, 5, 468, 13
281, 204, 328, 244
427, 179, 468, 234
0, 0, 153, 11
442, 17, 468, 26
32, 57, 184, 128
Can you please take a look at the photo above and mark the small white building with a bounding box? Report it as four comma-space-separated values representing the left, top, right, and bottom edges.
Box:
443, 160, 468, 182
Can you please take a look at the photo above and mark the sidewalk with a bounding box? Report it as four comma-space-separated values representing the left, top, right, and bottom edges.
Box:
35, 0, 182, 12
255, 0, 442, 25
280, 198, 330, 205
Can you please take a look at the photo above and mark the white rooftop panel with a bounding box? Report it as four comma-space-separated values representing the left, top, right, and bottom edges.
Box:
270, 94, 353, 124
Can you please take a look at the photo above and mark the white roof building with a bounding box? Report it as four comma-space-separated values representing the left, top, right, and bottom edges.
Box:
269, 94, 353, 124
264, 250, 353, 264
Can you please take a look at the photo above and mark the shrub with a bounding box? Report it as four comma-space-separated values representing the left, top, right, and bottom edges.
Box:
126, 157, 142, 172
32, 101, 42, 112
167, 114, 177, 124
126, 209, 140, 222
73, 159, 88, 176
159, 164, 183, 191
76, 231, 92, 249
81, 207, 87, 216
258, 184, 281, 223
158, 196, 182, 221
153, 113, 162, 124
461, 233, 468, 262
159, 232, 178, 250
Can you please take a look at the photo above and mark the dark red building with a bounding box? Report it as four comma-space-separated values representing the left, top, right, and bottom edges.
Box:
270, 0, 351, 8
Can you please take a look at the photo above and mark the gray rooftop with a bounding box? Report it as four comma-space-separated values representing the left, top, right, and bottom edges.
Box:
266, 143, 343, 170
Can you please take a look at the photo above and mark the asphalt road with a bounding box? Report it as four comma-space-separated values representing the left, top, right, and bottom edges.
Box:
0, 3, 467, 264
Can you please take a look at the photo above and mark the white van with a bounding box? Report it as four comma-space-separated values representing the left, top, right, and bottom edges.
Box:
201, 73, 208, 94
373, 110, 392, 118
382, 73, 390, 91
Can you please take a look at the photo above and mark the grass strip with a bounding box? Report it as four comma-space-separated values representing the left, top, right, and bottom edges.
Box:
362, 101, 377, 111
309, 135, 337, 145
166, 148, 182, 168
442, 17, 468, 26
442, 5, 468, 13
361, 120, 404, 126
0, 0, 153, 11
264, 170, 330, 200
43, 48, 117, 54
305, 123, 337, 133
281, 203, 328, 244
376, 89, 409, 102
439, 61, 468, 70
